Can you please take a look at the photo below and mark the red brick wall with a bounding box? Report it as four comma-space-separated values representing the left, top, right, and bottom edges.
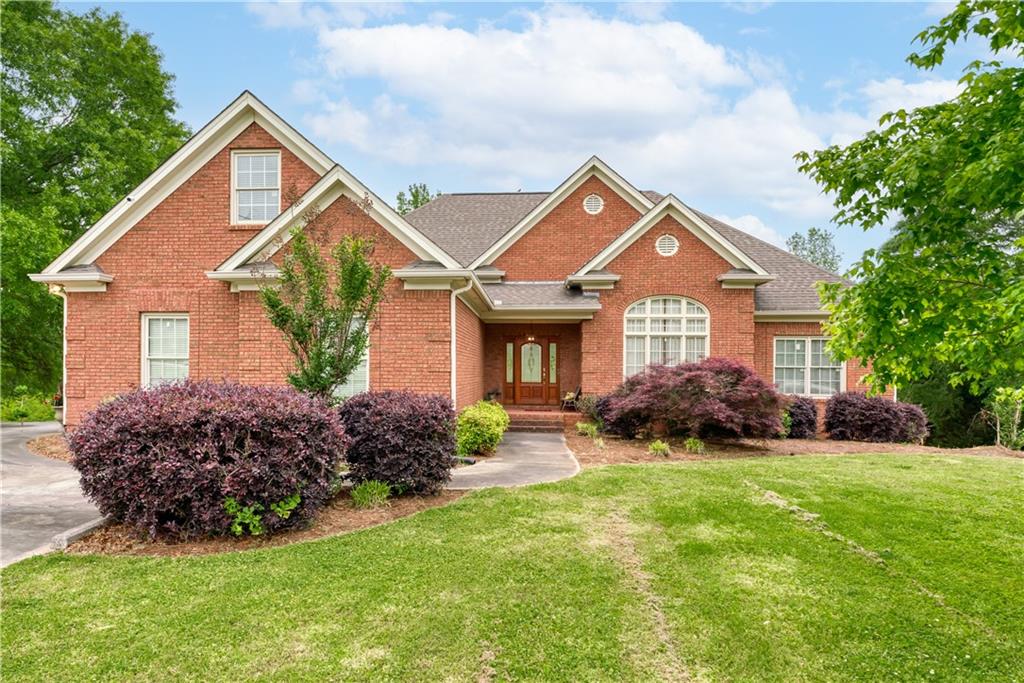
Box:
580, 215, 756, 395
482, 323, 581, 404
493, 176, 644, 280
63, 123, 451, 426
454, 298, 485, 410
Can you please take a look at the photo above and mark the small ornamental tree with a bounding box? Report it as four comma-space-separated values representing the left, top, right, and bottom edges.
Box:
260, 202, 391, 399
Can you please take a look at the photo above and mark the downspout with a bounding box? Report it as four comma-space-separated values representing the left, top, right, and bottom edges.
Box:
51, 285, 68, 427
450, 278, 474, 408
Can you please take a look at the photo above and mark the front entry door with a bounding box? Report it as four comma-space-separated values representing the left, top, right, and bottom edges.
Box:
511, 337, 559, 405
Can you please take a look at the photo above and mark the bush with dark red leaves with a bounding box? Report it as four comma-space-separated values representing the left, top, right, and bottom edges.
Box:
337, 390, 455, 494
69, 380, 347, 539
602, 358, 785, 439
824, 392, 930, 443
786, 395, 819, 439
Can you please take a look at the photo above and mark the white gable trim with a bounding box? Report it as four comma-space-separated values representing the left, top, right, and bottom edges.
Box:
218, 165, 460, 272
41, 91, 334, 275
468, 156, 655, 269
574, 195, 769, 276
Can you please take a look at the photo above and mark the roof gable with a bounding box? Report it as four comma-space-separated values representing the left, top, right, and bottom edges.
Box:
41, 91, 334, 275
218, 165, 460, 271
467, 156, 654, 268
575, 195, 769, 276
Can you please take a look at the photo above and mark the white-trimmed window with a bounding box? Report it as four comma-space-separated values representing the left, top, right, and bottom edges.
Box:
232, 150, 280, 223
333, 319, 370, 400
774, 337, 844, 396
142, 314, 189, 387
624, 296, 709, 377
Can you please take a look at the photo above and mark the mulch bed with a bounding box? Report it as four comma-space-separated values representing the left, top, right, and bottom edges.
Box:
26, 434, 72, 463
564, 428, 1021, 468
67, 491, 464, 558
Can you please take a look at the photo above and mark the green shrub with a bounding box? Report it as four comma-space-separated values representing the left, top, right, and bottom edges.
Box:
576, 421, 598, 438
456, 400, 510, 457
223, 498, 265, 537
575, 395, 599, 422
683, 437, 706, 455
779, 411, 792, 438
1, 386, 55, 423
351, 480, 391, 509
648, 439, 671, 457
989, 387, 1024, 450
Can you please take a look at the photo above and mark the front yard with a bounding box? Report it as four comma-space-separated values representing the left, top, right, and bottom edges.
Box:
3, 453, 1022, 681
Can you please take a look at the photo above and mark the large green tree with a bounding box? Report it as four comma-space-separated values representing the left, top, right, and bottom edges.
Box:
395, 183, 439, 215
785, 227, 842, 273
1, 1, 189, 394
796, 0, 1024, 393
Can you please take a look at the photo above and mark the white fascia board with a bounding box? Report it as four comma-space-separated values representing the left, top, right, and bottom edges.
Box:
753, 310, 829, 321
219, 167, 461, 272
468, 156, 655, 269
43, 92, 334, 275
574, 195, 768, 277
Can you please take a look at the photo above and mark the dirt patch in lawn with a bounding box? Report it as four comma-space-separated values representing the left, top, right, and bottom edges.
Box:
26, 434, 72, 463
67, 491, 464, 558
565, 428, 1020, 468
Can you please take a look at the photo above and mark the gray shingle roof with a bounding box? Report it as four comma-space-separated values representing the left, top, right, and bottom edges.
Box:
405, 192, 547, 266
405, 190, 841, 311
482, 282, 600, 309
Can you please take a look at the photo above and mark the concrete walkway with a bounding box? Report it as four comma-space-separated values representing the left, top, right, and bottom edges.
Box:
1, 422, 100, 567
449, 431, 579, 490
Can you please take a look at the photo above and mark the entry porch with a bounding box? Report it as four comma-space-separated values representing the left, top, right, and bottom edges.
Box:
482, 322, 582, 410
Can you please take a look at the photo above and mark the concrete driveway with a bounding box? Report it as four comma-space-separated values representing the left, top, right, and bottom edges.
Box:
1, 422, 100, 567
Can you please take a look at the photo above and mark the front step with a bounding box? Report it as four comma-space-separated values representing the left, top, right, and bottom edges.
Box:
506, 410, 566, 433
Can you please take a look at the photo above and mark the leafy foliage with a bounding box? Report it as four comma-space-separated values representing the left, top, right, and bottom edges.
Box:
455, 400, 509, 456
987, 387, 1024, 450
337, 391, 455, 494
1, 2, 189, 394
786, 396, 819, 440
260, 208, 391, 399
395, 183, 440, 215
350, 480, 392, 509
899, 366, 994, 447
648, 439, 671, 457
796, 1, 1024, 392
69, 380, 347, 539
1, 386, 55, 423
576, 422, 598, 438
785, 227, 842, 273
824, 393, 929, 444
683, 437, 706, 455
574, 395, 601, 424
601, 358, 785, 439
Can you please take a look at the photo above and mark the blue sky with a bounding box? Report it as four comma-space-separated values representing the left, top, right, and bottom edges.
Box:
86, 1, 973, 268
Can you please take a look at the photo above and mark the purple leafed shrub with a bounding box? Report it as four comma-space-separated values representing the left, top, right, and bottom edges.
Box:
824, 392, 930, 443
786, 395, 819, 439
69, 380, 347, 539
337, 390, 455, 494
602, 358, 785, 439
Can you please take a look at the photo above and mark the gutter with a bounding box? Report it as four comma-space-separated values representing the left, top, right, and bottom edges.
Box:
450, 278, 474, 407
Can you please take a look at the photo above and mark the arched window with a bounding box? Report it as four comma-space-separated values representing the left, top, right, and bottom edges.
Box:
624, 296, 709, 377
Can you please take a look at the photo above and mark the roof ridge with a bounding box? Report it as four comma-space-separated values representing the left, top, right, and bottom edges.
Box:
443, 191, 550, 196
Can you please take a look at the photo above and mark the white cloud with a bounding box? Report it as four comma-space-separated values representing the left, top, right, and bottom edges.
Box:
249, 4, 970, 231
713, 214, 786, 247
247, 1, 404, 29
724, 2, 775, 15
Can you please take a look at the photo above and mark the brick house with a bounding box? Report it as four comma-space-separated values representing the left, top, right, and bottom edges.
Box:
32, 92, 879, 427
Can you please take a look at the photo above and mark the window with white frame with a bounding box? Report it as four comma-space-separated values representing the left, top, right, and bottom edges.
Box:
333, 319, 370, 399
774, 337, 843, 396
232, 150, 280, 223
142, 314, 189, 387
624, 296, 709, 377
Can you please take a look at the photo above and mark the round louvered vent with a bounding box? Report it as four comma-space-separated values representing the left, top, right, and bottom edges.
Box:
583, 193, 604, 215
655, 234, 679, 256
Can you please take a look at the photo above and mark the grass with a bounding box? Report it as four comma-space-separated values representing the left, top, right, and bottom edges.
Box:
3, 454, 1022, 681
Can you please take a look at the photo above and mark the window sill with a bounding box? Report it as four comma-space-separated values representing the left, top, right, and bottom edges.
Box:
229, 222, 268, 231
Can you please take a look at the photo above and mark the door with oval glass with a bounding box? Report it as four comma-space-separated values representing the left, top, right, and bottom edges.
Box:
508, 336, 559, 405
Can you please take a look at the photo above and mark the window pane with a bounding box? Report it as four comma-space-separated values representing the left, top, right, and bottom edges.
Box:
650, 318, 682, 333
627, 301, 646, 316
685, 336, 706, 362
334, 350, 369, 399
521, 343, 542, 382
775, 367, 805, 394
685, 318, 706, 334
625, 336, 645, 376
775, 339, 806, 367
505, 342, 514, 383
549, 342, 557, 384
810, 367, 841, 395
663, 298, 683, 315
650, 336, 681, 366
626, 318, 645, 333
686, 301, 706, 316
810, 339, 840, 368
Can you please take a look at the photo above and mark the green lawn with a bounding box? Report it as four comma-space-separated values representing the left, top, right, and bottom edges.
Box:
3, 454, 1022, 681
